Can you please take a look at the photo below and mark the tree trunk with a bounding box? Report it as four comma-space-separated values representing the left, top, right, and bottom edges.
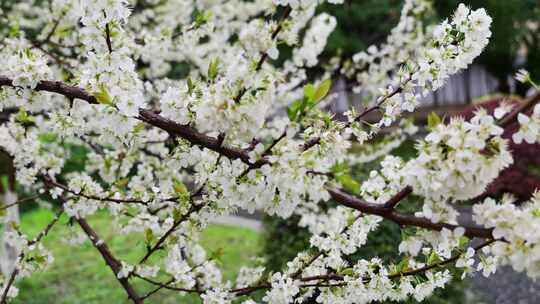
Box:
1, 191, 19, 276
0, 154, 19, 277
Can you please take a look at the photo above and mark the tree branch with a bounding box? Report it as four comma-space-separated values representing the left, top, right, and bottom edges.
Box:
0, 265, 19, 304
104, 22, 113, 54
1, 76, 536, 241
138, 109, 255, 164
0, 77, 97, 104
328, 188, 494, 239
28, 207, 64, 246
0, 193, 42, 211
75, 217, 142, 303
382, 186, 412, 209
234, 239, 496, 296
137, 201, 204, 265
499, 90, 540, 127
43, 176, 150, 206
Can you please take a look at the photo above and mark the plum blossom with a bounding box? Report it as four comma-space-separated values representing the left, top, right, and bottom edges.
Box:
2, 1, 539, 303
513, 104, 540, 144
262, 273, 300, 304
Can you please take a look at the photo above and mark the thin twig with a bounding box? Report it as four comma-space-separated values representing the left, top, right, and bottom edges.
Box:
234, 239, 496, 296
43, 176, 149, 205
499, 91, 540, 127
0, 193, 42, 211
383, 186, 412, 209
103, 10, 113, 54
1, 208, 64, 304
28, 207, 64, 246
138, 202, 203, 264
0, 264, 19, 304
233, 6, 292, 103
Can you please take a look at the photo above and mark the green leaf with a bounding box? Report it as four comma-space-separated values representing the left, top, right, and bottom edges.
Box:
330, 161, 348, 175
23, 48, 34, 59
287, 98, 305, 121
396, 257, 410, 273
114, 178, 129, 190
94, 84, 114, 105
9, 221, 20, 231
0, 176, 9, 192
427, 112, 441, 130
207, 58, 220, 81
400, 229, 414, 241
38, 133, 58, 143
427, 251, 441, 265
209, 247, 225, 263
56, 25, 71, 38
173, 208, 182, 222
8, 22, 20, 38
289, 80, 330, 121
457, 236, 469, 250
173, 178, 188, 196
145, 229, 154, 246
15, 107, 35, 124
195, 11, 212, 27
0, 208, 6, 218
187, 77, 194, 95
133, 122, 146, 134
338, 267, 354, 276
336, 174, 361, 194
33, 254, 46, 265
303, 84, 316, 103
314, 79, 332, 103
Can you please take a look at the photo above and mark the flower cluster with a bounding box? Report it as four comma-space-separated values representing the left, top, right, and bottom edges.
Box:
274, 0, 344, 9
239, 19, 279, 60
346, 0, 432, 95
350, 3, 492, 135
300, 207, 381, 262
0, 231, 54, 300
78, 49, 146, 117
473, 193, 540, 278
67, 0, 146, 118
2, 41, 52, 90
293, 13, 337, 67
402, 110, 512, 222
164, 242, 223, 290
360, 155, 405, 205
262, 272, 300, 304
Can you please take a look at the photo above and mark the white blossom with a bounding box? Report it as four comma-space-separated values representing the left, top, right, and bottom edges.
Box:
262, 273, 300, 304
513, 104, 540, 144
2, 1, 537, 303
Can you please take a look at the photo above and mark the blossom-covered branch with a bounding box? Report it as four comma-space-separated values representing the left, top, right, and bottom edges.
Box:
0, 75, 511, 240
2, 0, 540, 303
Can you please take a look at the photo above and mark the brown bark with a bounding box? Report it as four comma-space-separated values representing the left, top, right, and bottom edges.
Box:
75, 217, 143, 304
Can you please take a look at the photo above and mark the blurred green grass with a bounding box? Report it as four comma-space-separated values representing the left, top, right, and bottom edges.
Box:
12, 209, 261, 304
